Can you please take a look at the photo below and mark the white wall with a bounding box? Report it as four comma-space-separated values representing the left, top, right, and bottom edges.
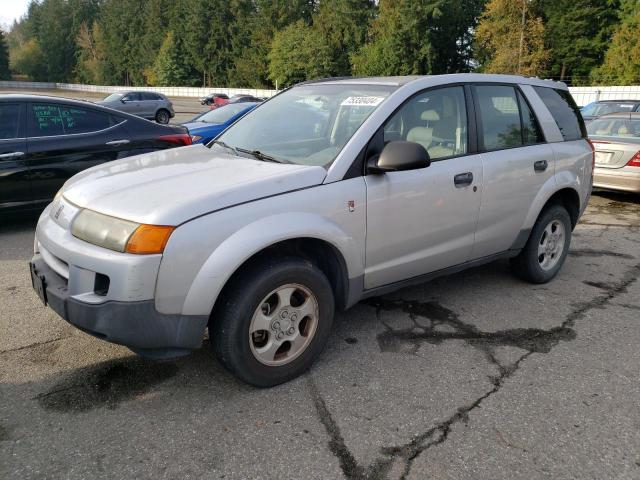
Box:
1, 80, 639, 106
568, 86, 640, 106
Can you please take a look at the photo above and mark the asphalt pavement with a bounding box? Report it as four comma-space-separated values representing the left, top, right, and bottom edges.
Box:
1, 191, 639, 479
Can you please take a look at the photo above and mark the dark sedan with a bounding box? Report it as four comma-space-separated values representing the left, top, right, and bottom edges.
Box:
0, 94, 191, 218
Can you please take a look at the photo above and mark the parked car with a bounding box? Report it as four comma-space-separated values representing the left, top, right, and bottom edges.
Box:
587, 112, 640, 193
0, 94, 191, 218
98, 91, 175, 124
580, 100, 640, 123
228, 94, 264, 104
200, 93, 229, 107
183, 102, 259, 144
30, 75, 592, 387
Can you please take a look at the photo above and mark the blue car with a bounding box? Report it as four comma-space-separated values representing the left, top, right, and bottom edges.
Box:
183, 102, 259, 144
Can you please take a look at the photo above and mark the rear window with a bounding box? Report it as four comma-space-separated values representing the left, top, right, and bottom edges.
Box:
587, 118, 640, 139
30, 104, 113, 136
534, 87, 586, 141
581, 102, 638, 117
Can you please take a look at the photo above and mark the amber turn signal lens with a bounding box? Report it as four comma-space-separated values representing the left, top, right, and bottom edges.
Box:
125, 225, 175, 254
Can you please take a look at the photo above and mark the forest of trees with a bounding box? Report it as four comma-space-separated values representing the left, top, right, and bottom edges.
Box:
2, 0, 639, 88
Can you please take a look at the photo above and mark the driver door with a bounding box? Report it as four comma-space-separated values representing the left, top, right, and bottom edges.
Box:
364, 86, 483, 289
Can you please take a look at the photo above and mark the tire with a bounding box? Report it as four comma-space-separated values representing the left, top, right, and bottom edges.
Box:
155, 109, 170, 124
211, 256, 335, 387
510, 204, 572, 283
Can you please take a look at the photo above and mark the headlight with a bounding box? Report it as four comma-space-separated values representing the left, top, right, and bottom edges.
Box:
71, 209, 174, 254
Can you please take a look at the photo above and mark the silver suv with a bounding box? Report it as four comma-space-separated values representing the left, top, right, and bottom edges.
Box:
99, 91, 175, 124
30, 75, 593, 386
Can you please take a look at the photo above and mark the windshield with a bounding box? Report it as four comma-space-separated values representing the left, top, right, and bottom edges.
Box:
581, 102, 637, 117
587, 117, 640, 138
215, 84, 396, 168
196, 103, 255, 124
103, 93, 123, 102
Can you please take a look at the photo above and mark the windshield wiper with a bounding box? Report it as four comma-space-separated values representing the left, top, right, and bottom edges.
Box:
209, 140, 237, 154
236, 147, 286, 163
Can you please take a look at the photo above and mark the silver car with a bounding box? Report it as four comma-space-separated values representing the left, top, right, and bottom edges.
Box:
99, 91, 175, 124
588, 113, 640, 193
30, 74, 593, 386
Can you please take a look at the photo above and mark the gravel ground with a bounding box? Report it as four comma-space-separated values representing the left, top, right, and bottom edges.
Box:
1, 191, 639, 480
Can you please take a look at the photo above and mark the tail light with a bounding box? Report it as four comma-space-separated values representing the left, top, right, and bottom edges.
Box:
627, 150, 640, 167
158, 133, 192, 146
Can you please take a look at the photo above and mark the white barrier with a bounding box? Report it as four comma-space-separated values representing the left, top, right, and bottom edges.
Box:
568, 86, 640, 106
1, 80, 639, 105
0, 80, 278, 98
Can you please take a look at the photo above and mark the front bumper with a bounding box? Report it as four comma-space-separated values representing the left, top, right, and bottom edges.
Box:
31, 255, 208, 358
593, 168, 640, 193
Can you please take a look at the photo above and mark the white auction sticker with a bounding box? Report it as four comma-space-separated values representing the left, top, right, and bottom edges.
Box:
341, 96, 385, 107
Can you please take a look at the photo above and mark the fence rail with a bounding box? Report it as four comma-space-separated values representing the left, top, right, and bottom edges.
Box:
1, 80, 639, 105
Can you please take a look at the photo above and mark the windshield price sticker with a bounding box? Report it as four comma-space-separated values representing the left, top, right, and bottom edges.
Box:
341, 96, 385, 107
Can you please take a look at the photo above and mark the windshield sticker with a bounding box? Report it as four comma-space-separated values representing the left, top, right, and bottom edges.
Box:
341, 96, 385, 107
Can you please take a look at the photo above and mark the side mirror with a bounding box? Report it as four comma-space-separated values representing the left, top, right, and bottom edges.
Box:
368, 141, 430, 174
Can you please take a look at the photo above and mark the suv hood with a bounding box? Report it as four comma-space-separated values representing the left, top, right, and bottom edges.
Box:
62, 145, 327, 225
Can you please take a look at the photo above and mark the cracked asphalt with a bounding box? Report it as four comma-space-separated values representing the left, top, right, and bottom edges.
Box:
1, 191, 639, 479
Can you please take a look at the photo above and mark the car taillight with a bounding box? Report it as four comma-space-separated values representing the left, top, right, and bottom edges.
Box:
627, 150, 640, 167
158, 134, 192, 146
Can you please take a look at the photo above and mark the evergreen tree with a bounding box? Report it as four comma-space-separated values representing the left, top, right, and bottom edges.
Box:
352, 0, 484, 76
153, 31, 189, 86
475, 0, 548, 76
267, 20, 334, 87
591, 7, 640, 85
311, 0, 375, 77
0, 30, 10, 80
535, 0, 620, 84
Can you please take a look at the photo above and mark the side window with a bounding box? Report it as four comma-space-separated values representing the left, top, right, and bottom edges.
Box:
476, 85, 523, 150
0, 104, 21, 140
30, 104, 65, 136
533, 86, 586, 141
383, 86, 468, 160
517, 91, 545, 144
58, 106, 112, 134
30, 104, 111, 136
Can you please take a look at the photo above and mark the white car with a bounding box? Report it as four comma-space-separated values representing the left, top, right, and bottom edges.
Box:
30, 74, 593, 386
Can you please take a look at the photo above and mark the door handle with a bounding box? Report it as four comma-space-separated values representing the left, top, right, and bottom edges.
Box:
534, 160, 548, 172
0, 151, 25, 159
105, 140, 130, 146
454, 172, 473, 187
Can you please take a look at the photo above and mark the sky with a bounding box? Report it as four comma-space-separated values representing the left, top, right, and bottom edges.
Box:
0, 0, 30, 30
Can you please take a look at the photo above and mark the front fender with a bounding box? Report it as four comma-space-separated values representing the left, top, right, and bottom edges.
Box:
181, 213, 363, 316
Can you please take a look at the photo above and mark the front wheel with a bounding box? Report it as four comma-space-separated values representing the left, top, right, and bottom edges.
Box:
510, 204, 572, 283
155, 109, 170, 124
211, 256, 335, 387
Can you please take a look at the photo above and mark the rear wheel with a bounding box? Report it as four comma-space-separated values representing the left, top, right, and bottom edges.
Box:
510, 204, 572, 283
155, 109, 170, 124
211, 256, 334, 387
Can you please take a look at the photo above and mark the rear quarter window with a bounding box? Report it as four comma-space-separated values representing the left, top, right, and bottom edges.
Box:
534, 87, 586, 141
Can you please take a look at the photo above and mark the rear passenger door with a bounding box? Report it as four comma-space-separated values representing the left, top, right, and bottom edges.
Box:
470, 84, 555, 259
26, 103, 124, 208
0, 102, 31, 213
140, 93, 158, 118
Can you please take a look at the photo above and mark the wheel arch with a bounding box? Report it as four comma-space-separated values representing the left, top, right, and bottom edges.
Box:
180, 213, 363, 318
